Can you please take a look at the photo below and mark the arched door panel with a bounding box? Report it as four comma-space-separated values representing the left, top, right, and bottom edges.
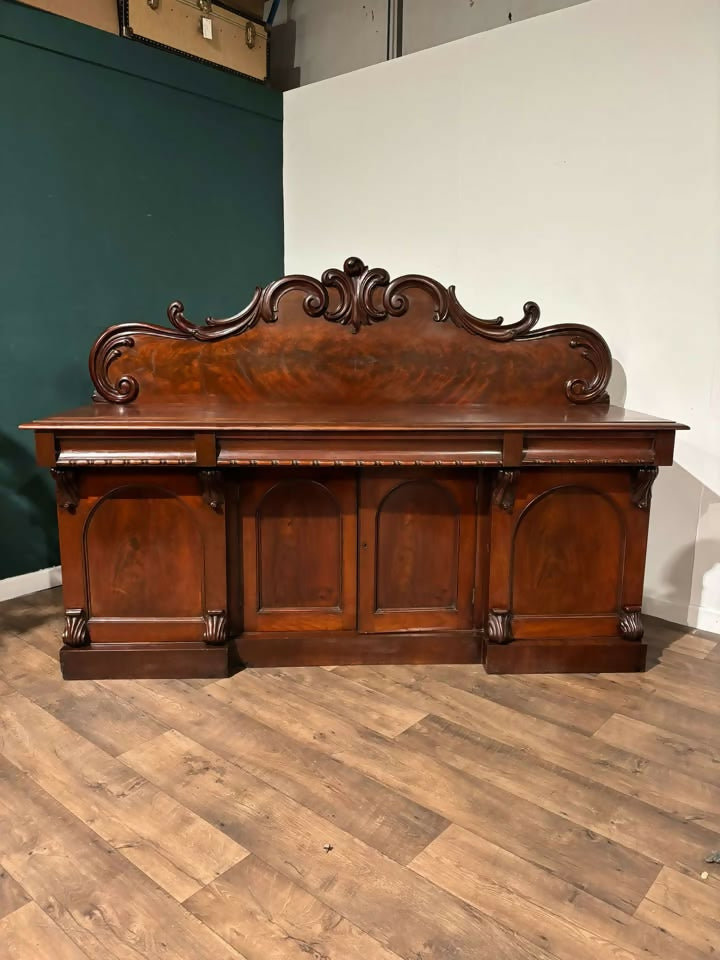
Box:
241, 471, 356, 631
488, 468, 649, 645
358, 470, 477, 633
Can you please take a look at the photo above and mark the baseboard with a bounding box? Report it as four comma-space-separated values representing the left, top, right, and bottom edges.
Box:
643, 597, 720, 637
0, 565, 62, 603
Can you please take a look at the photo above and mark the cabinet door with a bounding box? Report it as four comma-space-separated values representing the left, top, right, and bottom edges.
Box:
241, 471, 357, 631
487, 467, 651, 644
358, 470, 477, 633
57, 469, 227, 644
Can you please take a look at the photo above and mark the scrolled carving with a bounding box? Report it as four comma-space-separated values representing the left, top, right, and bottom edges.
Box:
619, 606, 644, 642
566, 333, 611, 404
63, 609, 89, 648
488, 609, 513, 645
631, 467, 658, 509
321, 259, 390, 331
89, 256, 613, 405
203, 610, 228, 646
89, 322, 185, 404
493, 469, 518, 513
199, 470, 224, 512
51, 468, 79, 513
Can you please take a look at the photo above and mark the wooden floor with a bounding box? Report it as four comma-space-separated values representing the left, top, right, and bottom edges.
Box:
0, 589, 719, 960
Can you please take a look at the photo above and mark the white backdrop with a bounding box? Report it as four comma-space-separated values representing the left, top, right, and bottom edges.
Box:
283, 0, 720, 631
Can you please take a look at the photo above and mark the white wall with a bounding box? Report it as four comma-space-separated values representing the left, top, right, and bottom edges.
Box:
284, 0, 720, 632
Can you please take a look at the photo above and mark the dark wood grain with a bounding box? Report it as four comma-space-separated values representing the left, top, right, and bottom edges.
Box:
18, 257, 688, 677
88, 257, 611, 408
359, 470, 477, 633
240, 471, 357, 632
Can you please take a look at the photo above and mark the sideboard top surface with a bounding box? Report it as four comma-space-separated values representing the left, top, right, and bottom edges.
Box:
21, 401, 687, 433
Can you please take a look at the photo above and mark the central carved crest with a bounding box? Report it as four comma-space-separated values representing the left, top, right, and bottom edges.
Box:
166, 256, 541, 339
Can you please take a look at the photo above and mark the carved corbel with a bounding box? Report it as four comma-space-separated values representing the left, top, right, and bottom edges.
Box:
62, 609, 89, 648
199, 470, 224, 513
487, 609, 513, 645
619, 606, 644, 642
493, 470, 518, 513
51, 468, 79, 513
203, 610, 228, 646
631, 467, 658, 510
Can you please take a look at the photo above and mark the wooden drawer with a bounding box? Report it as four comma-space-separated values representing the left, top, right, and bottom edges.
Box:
56, 433, 196, 466
217, 432, 504, 466
522, 432, 656, 465
121, 0, 268, 81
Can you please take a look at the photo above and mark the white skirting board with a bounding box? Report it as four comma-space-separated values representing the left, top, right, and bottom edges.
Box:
643, 597, 720, 637
0, 566, 62, 603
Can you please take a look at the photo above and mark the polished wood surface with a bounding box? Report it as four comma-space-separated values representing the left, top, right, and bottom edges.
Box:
19, 257, 688, 677
240, 471, 357, 632
1, 587, 718, 960
358, 470, 477, 633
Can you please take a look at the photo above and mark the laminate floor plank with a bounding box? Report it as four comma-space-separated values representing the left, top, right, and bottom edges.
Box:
0, 756, 248, 960
1, 586, 718, 960
643, 866, 720, 923
410, 824, 706, 960
258, 666, 428, 737
0, 691, 249, 902
207, 672, 660, 913
0, 866, 30, 921
1, 633, 168, 757
635, 868, 720, 956
0, 900, 91, 960
333, 662, 611, 735
106, 677, 448, 864
333, 664, 720, 826
594, 714, 720, 789
120, 729, 557, 960
336, 667, 720, 833
185, 854, 404, 960
399, 712, 719, 873
664, 633, 718, 659
510, 672, 720, 749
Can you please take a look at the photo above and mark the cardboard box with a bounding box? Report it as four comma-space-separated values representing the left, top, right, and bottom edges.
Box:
18, 0, 119, 34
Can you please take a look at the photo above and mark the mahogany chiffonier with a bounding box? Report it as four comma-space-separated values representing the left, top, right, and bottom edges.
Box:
21, 257, 687, 679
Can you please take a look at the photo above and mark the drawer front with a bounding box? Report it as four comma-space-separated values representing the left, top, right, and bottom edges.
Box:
56, 433, 196, 466
522, 432, 656, 465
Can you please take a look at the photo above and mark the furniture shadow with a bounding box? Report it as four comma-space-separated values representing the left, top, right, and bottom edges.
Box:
643, 461, 719, 669
0, 431, 58, 582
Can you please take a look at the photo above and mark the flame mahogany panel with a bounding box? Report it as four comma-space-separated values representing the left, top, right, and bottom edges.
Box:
358, 470, 477, 633
90, 257, 611, 408
240, 471, 357, 632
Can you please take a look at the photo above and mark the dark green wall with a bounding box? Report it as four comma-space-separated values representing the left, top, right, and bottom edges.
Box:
0, 0, 283, 580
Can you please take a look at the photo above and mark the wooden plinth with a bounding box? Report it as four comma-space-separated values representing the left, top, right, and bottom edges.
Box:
485, 638, 647, 674
60, 634, 648, 679
60, 642, 234, 680
236, 630, 483, 668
